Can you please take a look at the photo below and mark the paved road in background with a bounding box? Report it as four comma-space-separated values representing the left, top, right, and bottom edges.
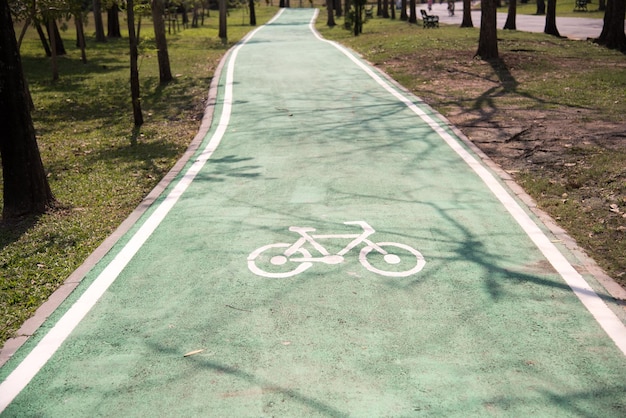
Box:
432, 2, 606, 39
1, 8, 625, 417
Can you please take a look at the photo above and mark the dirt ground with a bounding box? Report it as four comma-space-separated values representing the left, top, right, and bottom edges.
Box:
377, 49, 626, 288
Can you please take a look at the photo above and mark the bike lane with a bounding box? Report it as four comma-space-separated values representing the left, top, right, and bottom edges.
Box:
2, 8, 626, 417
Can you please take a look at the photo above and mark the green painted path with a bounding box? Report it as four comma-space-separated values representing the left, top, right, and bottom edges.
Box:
2, 8, 626, 417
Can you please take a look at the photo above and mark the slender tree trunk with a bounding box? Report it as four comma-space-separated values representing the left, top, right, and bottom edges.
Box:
544, 0, 560, 36
327, 0, 336, 26
35, 22, 51, 56
108, 4, 122, 38
382, 0, 389, 17
377, 0, 383, 15
598, 0, 606, 11
126, 0, 143, 126
460, 0, 473, 27
93, 0, 106, 42
75, 14, 87, 63
44, 18, 66, 56
219, 0, 227, 41
409, 0, 417, 23
17, 17, 31, 49
1, 0, 54, 220
335, 0, 343, 17
151, 0, 173, 83
401, 0, 408, 20
249, 0, 257, 25
536, 0, 545, 15
390, 0, 396, 19
476, 0, 498, 59
48, 18, 59, 81
503, 0, 516, 29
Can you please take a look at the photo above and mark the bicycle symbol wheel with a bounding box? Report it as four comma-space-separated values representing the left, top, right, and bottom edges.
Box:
247, 243, 313, 278
359, 242, 426, 277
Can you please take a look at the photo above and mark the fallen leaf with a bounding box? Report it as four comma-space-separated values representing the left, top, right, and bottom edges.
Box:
184, 349, 205, 357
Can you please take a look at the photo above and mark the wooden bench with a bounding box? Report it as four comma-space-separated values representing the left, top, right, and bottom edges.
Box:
420, 9, 439, 28
365, 5, 374, 19
574, 0, 588, 11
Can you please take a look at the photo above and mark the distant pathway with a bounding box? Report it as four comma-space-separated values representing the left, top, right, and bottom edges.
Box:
431, 2, 606, 39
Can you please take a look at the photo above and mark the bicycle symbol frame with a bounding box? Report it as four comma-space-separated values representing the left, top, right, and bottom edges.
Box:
247, 221, 426, 278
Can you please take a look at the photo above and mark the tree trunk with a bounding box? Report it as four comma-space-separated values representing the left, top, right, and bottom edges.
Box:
409, 0, 417, 23
48, 18, 59, 81
249, 0, 257, 25
460, 0, 473, 27
44, 18, 66, 56
596, 0, 626, 50
377, 0, 383, 16
219, 0, 228, 41
382, 0, 389, 17
335, 0, 343, 18
108, 4, 122, 38
544, 0, 560, 36
390, 0, 396, 19
326, 0, 336, 26
75, 14, 87, 64
536, 0, 545, 15
400, 0, 408, 20
476, 0, 498, 59
0, 0, 54, 220
126, 0, 143, 126
503, 0, 516, 29
35, 22, 52, 57
93, 0, 107, 42
598, 0, 606, 12
151, 0, 173, 83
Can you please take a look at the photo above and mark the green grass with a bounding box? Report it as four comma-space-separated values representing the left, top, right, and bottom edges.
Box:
0, 5, 279, 346
501, 0, 606, 18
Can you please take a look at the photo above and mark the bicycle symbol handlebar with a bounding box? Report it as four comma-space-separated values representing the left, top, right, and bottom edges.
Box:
247, 221, 426, 278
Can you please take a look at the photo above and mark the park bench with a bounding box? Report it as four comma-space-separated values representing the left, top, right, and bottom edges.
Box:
420, 9, 439, 28
574, 0, 588, 11
365, 5, 374, 19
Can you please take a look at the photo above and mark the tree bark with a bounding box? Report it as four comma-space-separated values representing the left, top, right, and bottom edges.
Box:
596, 0, 626, 50
326, 0, 336, 26
108, 4, 122, 38
460, 0, 473, 27
126, 0, 144, 126
544, 0, 560, 36
219, 0, 228, 41
35, 22, 52, 57
503, 0, 516, 29
249, 0, 257, 25
401, 0, 408, 20
75, 14, 87, 64
382, 0, 389, 18
44, 18, 66, 56
93, 0, 107, 42
409, 0, 417, 23
536, 0, 545, 15
476, 0, 498, 59
0, 0, 54, 220
48, 18, 59, 81
151, 0, 173, 83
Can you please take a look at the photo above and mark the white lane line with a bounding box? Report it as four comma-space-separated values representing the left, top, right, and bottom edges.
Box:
0, 11, 284, 412
309, 11, 626, 356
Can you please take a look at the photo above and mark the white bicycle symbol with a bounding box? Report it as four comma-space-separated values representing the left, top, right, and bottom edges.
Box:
247, 221, 426, 278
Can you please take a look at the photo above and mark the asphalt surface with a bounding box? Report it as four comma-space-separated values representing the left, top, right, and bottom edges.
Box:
429, 2, 606, 39
1, 7, 625, 417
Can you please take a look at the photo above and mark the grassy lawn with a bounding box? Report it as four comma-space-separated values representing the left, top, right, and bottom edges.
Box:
0, 5, 279, 347
2, 4, 624, 350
